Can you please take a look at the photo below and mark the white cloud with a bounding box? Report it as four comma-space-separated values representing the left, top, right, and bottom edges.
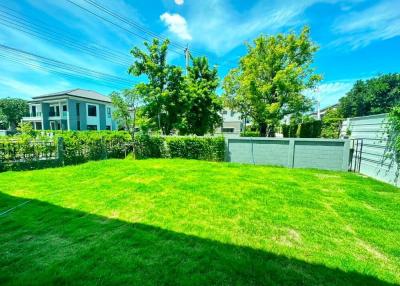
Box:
0, 76, 72, 99
174, 0, 184, 5
304, 80, 355, 108
160, 12, 192, 41
333, 0, 400, 49
181, 0, 342, 56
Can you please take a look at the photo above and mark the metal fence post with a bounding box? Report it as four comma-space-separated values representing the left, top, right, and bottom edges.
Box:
287, 139, 295, 168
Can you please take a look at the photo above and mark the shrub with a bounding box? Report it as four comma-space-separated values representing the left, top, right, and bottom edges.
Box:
282, 121, 322, 138
133, 135, 166, 159
134, 135, 225, 161
56, 131, 132, 165
321, 109, 343, 138
240, 131, 260, 137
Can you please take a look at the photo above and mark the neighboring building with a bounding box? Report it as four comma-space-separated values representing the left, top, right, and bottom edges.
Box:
311, 103, 339, 120
22, 89, 117, 131
215, 108, 245, 135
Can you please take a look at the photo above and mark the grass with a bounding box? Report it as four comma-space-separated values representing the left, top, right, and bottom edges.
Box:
0, 159, 399, 285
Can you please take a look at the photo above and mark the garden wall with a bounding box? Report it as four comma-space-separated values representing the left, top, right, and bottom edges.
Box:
341, 113, 399, 187
226, 137, 350, 171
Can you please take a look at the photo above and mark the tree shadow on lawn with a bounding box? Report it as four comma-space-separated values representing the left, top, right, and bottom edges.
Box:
0, 192, 395, 286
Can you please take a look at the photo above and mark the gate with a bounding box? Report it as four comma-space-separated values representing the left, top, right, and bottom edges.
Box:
349, 139, 363, 172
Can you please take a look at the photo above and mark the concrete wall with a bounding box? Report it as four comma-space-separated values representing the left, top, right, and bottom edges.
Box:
226, 137, 350, 171
341, 113, 399, 186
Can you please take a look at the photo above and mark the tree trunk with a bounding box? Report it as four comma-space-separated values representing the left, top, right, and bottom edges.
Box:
259, 122, 267, 137
267, 125, 276, 137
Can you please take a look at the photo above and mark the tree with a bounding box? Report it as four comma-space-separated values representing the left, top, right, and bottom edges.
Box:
320, 108, 343, 138
339, 74, 400, 118
0, 98, 29, 130
223, 27, 321, 136
110, 85, 144, 139
180, 57, 222, 135
222, 68, 252, 133
128, 39, 186, 135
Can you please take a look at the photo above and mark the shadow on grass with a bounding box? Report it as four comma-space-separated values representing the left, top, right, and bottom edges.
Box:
0, 192, 395, 286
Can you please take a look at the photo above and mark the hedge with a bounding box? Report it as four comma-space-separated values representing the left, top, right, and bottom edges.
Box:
282, 121, 322, 138
240, 131, 261, 137
56, 131, 132, 165
0, 132, 226, 171
134, 135, 225, 161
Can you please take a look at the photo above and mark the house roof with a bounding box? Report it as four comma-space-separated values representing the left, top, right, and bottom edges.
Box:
32, 89, 111, 103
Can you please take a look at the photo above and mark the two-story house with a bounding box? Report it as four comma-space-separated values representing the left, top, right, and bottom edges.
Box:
22, 89, 117, 131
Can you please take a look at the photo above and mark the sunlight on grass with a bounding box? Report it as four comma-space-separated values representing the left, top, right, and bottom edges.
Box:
0, 159, 399, 285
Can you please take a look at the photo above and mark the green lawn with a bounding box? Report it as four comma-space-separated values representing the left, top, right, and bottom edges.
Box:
0, 159, 399, 285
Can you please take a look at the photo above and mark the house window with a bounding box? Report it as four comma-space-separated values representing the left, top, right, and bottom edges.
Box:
88, 105, 97, 117
222, 127, 235, 133
62, 105, 67, 112
222, 110, 228, 115
31, 105, 36, 117
76, 103, 80, 116
87, 125, 97, 130
49, 105, 60, 117
107, 107, 111, 118
230, 111, 235, 117
106, 125, 111, 130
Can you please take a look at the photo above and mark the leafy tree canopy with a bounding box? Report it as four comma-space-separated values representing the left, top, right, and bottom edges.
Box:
339, 74, 400, 118
129, 39, 186, 135
181, 57, 222, 136
128, 39, 222, 136
0, 98, 28, 130
223, 26, 321, 136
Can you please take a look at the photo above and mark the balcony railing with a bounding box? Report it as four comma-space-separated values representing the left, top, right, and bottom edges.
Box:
28, 112, 42, 118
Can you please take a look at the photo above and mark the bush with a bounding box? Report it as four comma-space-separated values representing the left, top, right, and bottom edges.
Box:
0, 132, 225, 172
282, 120, 322, 138
240, 131, 261, 137
133, 135, 166, 159
134, 135, 225, 161
320, 109, 343, 139
56, 131, 132, 165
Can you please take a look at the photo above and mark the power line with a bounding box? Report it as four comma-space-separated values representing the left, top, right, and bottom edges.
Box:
0, 44, 134, 88
65, 0, 186, 57
0, 4, 132, 66
82, 0, 203, 55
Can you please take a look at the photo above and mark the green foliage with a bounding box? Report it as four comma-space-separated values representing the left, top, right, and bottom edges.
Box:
133, 135, 225, 161
56, 131, 132, 165
321, 108, 343, 138
339, 74, 400, 118
240, 130, 261, 137
387, 106, 400, 160
111, 86, 144, 138
166, 136, 225, 161
223, 27, 321, 136
0, 98, 29, 130
181, 57, 222, 135
132, 134, 167, 159
282, 120, 322, 138
129, 39, 186, 135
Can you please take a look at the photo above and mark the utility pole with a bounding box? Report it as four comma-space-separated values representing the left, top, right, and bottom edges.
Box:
316, 88, 321, 120
184, 44, 190, 75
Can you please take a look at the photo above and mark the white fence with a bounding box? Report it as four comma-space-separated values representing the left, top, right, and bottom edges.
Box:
341, 113, 399, 187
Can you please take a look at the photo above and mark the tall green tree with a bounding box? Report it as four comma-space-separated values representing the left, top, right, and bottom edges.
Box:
110, 85, 144, 139
223, 27, 321, 136
0, 98, 28, 130
181, 57, 222, 135
320, 108, 343, 139
339, 74, 400, 118
128, 39, 186, 135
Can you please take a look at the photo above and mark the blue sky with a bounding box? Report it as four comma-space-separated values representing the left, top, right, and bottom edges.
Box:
0, 0, 399, 108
